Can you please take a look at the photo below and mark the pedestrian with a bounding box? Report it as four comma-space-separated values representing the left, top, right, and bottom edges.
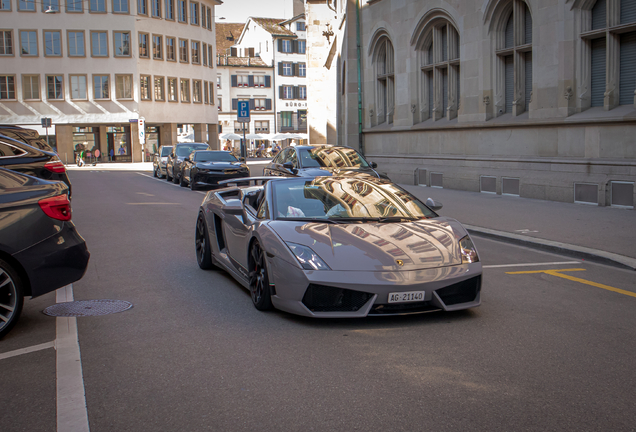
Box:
77, 150, 85, 167
118, 146, 125, 156
109, 148, 114, 161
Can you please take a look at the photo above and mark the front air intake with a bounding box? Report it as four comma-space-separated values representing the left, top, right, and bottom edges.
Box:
435, 275, 481, 306
302, 284, 373, 313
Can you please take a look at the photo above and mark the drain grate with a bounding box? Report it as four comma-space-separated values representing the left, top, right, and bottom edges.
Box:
43, 300, 133, 317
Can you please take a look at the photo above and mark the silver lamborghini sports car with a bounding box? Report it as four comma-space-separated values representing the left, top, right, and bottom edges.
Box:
195, 176, 482, 317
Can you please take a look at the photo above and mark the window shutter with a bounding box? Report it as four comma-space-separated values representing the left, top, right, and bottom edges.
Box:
279, 86, 284, 99
622, 0, 636, 24
442, 69, 448, 114
591, 37, 606, 107
428, 71, 433, 119
248, 47, 254, 57
619, 32, 636, 105
524, 4, 533, 45
230, 47, 237, 57
292, 63, 299, 76
265, 76, 271, 87
293, 86, 299, 99
249, 98, 255, 110
265, 98, 272, 110
505, 13, 514, 48
231, 75, 237, 87
278, 62, 283, 75
441, 27, 448, 61
248, 75, 254, 87
525, 52, 532, 111
278, 39, 283, 52
505, 55, 514, 113
292, 40, 298, 53
232, 98, 238, 110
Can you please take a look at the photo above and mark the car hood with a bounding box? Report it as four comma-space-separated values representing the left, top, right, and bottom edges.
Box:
298, 167, 380, 178
196, 161, 245, 169
268, 217, 468, 271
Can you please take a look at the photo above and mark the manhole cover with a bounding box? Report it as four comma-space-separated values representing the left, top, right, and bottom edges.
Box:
43, 300, 133, 317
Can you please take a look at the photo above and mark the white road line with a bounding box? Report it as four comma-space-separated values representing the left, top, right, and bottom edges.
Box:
0, 340, 55, 360
483, 261, 581, 269
56, 285, 90, 432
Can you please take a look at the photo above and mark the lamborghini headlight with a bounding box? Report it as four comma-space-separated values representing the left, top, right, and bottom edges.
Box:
287, 243, 331, 270
459, 235, 479, 264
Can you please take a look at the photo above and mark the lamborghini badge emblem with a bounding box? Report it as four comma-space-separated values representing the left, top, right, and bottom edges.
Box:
396, 260, 404, 266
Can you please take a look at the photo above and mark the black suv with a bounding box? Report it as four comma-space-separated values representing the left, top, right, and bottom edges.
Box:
166, 142, 210, 184
0, 126, 72, 195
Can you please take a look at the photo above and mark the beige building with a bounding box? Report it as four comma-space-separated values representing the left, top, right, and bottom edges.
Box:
0, 0, 221, 163
305, 0, 636, 209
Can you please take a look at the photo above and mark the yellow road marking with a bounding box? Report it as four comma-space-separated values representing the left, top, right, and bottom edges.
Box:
506, 268, 636, 298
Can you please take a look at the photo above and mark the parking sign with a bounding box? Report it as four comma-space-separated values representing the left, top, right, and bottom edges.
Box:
237, 101, 250, 123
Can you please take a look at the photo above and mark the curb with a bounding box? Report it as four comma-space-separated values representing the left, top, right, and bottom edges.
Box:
465, 225, 636, 271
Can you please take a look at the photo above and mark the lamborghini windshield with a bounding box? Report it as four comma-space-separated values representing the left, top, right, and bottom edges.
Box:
272, 178, 437, 221
299, 147, 370, 169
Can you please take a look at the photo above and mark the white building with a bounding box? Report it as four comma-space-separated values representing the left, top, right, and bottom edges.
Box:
304, 0, 636, 209
0, 0, 221, 163
216, 22, 275, 150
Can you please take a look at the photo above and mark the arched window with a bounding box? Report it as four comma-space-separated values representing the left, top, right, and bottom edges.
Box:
373, 36, 395, 125
416, 20, 460, 121
494, 0, 532, 116
581, 0, 636, 109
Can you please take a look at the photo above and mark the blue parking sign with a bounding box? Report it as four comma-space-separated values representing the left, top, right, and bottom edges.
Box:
237, 100, 250, 123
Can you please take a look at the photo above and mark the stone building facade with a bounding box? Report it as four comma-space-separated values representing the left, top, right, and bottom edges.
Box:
0, 0, 221, 163
305, 0, 636, 208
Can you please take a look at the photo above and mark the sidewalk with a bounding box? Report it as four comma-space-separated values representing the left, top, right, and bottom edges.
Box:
65, 158, 269, 172
401, 184, 636, 270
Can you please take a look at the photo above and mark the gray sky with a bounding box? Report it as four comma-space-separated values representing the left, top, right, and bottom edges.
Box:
215, 0, 294, 23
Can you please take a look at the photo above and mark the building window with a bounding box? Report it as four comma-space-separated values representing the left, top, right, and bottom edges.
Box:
138, 0, 147, 15
203, 80, 208, 103
168, 77, 177, 101
417, 17, 460, 121
154, 76, 164, 100
151, 35, 162, 59
91, 31, 108, 57
46, 75, 63, 100
93, 74, 109, 99
0, 31, 13, 56
298, 40, 306, 54
89, 0, 106, 13
373, 35, 395, 124
281, 62, 292, 76
66, 0, 82, 12
1, 0, 12, 10
296, 21, 305, 31
298, 63, 306, 77
115, 74, 132, 99
281, 85, 293, 99
206, 7, 211, 30
190, 1, 198, 25
492, 0, 532, 115
114, 31, 130, 56
139, 33, 149, 58
179, 39, 188, 62
42, 0, 59, 12
22, 75, 40, 100
202, 42, 207, 66
177, 0, 186, 22
166, 37, 175, 60
255, 121, 269, 133
216, 76, 221, 88
208, 45, 212, 67
67, 31, 85, 56
234, 121, 248, 133
151, 0, 160, 17
191, 40, 200, 64
299, 85, 307, 100
140, 75, 151, 100
0, 75, 16, 100
280, 39, 292, 53
70, 75, 87, 99
165, 0, 173, 19
209, 81, 214, 101
193, 79, 201, 102
582, 0, 636, 109
180, 78, 190, 102
18, 0, 35, 11
113, 0, 128, 13
20, 30, 38, 56
217, 97, 222, 110
44, 31, 62, 57
281, 111, 293, 128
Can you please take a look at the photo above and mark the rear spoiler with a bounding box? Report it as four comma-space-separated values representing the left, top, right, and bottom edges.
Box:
217, 176, 281, 187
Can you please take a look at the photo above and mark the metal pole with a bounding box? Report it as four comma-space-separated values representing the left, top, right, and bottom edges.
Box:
242, 128, 246, 159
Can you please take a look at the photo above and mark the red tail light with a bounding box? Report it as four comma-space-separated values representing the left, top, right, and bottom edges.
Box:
44, 161, 66, 173
38, 194, 72, 221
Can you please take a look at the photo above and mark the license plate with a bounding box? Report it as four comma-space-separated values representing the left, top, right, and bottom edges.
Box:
387, 291, 425, 303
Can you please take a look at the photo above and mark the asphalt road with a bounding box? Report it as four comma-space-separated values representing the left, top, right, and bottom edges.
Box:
2, 169, 636, 432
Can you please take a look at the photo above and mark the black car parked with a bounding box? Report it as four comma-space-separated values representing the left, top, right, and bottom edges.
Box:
0, 168, 90, 339
0, 127, 72, 195
166, 143, 210, 184
263, 145, 389, 180
180, 150, 250, 190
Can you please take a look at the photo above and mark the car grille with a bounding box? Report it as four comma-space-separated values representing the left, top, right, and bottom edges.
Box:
369, 301, 441, 315
435, 275, 481, 306
302, 284, 374, 313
